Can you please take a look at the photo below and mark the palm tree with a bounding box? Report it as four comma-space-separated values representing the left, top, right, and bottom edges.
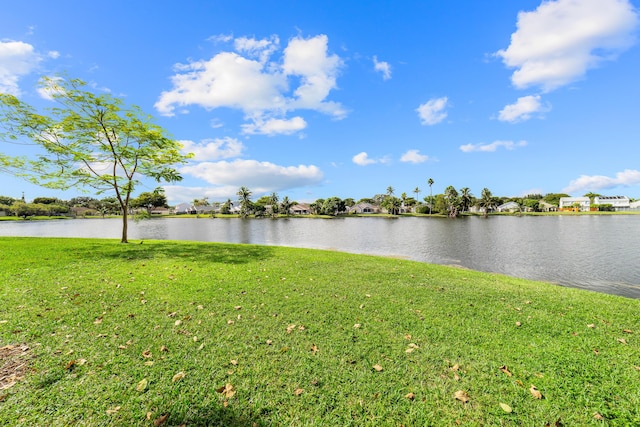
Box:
269, 192, 279, 217
479, 187, 493, 217
444, 185, 459, 218
236, 186, 252, 218
459, 187, 473, 213
386, 186, 395, 197
427, 178, 434, 215
280, 196, 293, 215
413, 187, 421, 206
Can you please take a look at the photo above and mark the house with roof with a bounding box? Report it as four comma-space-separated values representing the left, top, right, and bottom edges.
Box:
593, 196, 630, 211
290, 204, 311, 215
496, 201, 520, 213
174, 203, 196, 214
347, 202, 381, 214
559, 197, 590, 212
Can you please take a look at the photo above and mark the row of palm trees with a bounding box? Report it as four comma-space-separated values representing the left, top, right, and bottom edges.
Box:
193, 178, 496, 218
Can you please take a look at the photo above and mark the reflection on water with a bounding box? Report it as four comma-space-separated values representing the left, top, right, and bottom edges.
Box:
1, 215, 639, 298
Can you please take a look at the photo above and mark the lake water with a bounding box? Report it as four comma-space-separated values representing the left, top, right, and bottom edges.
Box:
1, 215, 639, 298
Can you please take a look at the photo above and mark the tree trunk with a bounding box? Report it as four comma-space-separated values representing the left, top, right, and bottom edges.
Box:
121, 212, 129, 243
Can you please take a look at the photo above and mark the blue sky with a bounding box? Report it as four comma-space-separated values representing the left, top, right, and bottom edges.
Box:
1, 0, 639, 204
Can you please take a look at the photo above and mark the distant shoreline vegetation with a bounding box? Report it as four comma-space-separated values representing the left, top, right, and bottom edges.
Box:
1, 188, 639, 221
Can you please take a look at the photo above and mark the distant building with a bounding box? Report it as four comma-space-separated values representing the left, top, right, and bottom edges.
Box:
593, 196, 630, 211
559, 197, 590, 212
174, 203, 196, 214
496, 201, 520, 212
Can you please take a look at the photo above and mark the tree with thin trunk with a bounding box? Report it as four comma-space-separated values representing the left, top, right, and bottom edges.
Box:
459, 187, 473, 213
444, 185, 459, 218
237, 186, 252, 218
279, 196, 293, 216
414, 187, 421, 207
479, 187, 493, 217
0, 77, 190, 243
427, 178, 434, 215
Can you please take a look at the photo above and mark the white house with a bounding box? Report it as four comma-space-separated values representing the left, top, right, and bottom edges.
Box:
496, 201, 520, 212
593, 196, 630, 210
559, 197, 590, 211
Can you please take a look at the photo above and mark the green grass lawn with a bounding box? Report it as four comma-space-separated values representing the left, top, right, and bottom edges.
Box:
1, 237, 638, 426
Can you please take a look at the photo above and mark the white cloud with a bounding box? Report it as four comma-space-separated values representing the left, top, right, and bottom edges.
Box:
498, 95, 550, 122
180, 159, 323, 191
373, 56, 392, 80
47, 51, 60, 59
416, 97, 449, 125
156, 34, 345, 135
0, 40, 41, 95
155, 51, 286, 116
179, 137, 244, 161
496, 0, 639, 92
460, 140, 527, 153
241, 116, 307, 136
234, 35, 280, 64
563, 169, 640, 193
400, 149, 429, 164
352, 152, 376, 166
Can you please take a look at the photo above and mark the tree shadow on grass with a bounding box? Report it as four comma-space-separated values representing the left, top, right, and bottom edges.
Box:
73, 241, 276, 265
170, 403, 271, 427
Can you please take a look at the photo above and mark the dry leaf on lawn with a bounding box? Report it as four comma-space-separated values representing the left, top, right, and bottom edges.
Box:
172, 372, 185, 382
617, 338, 628, 344
311, 344, 319, 353
216, 383, 236, 398
106, 406, 121, 415
593, 412, 604, 420
294, 388, 304, 396
529, 385, 543, 399
499, 365, 513, 376
286, 324, 296, 333
154, 414, 169, 426
454, 390, 470, 403
405, 392, 415, 400
372, 364, 383, 372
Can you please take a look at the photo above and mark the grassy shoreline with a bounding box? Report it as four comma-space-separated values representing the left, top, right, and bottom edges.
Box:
1, 237, 639, 425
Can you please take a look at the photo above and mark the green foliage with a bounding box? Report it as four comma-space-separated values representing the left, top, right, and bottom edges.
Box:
131, 187, 168, 210
0, 195, 16, 205
321, 196, 345, 215
0, 77, 191, 242
543, 193, 570, 206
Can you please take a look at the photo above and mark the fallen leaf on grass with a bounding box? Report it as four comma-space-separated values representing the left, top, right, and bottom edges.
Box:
294, 388, 304, 396
136, 378, 148, 392
593, 412, 604, 420
142, 350, 152, 358
372, 364, 383, 372
454, 390, 470, 403
617, 338, 628, 345
499, 403, 513, 413
515, 321, 522, 327
405, 392, 415, 400
230, 359, 238, 366
160, 345, 168, 352
529, 385, 543, 399
353, 324, 361, 329
65, 360, 76, 371
587, 324, 595, 328
499, 365, 513, 376
106, 406, 121, 415
172, 372, 185, 382
154, 414, 169, 426
216, 383, 236, 398
623, 329, 633, 334
286, 324, 296, 334
93, 317, 103, 324
311, 344, 319, 353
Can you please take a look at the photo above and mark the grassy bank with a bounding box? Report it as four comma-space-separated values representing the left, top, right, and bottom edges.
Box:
1, 237, 638, 426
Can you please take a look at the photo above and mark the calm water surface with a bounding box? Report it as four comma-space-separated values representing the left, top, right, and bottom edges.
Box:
1, 215, 638, 298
